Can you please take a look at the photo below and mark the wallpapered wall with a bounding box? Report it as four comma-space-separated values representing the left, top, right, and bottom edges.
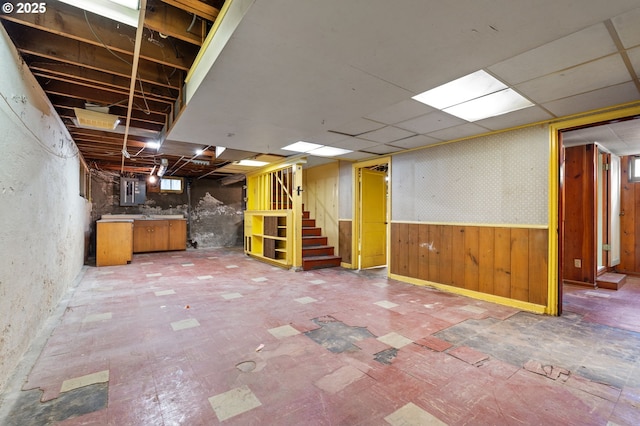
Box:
391, 125, 549, 225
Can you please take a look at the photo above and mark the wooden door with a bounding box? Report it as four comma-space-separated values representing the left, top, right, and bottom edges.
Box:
359, 168, 387, 268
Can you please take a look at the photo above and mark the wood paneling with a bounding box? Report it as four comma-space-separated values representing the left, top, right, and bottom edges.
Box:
618, 156, 640, 273
391, 223, 548, 306
562, 145, 596, 284
338, 220, 352, 264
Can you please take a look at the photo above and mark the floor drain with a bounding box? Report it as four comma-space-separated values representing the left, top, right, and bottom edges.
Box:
236, 361, 256, 372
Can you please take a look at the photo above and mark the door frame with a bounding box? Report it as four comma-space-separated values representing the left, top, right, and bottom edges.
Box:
550, 104, 640, 315
352, 156, 391, 270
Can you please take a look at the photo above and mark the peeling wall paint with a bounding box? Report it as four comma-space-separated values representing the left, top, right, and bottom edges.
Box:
90, 171, 244, 252
0, 26, 89, 393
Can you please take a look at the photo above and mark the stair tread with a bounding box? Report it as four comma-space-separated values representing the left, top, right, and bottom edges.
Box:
303, 255, 341, 260
597, 272, 626, 283
302, 244, 334, 249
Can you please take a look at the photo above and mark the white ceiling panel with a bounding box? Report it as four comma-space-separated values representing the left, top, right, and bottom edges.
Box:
612, 7, 640, 49
389, 134, 443, 150
488, 23, 617, 85
361, 144, 405, 155
626, 46, 640, 77
475, 106, 554, 130
337, 151, 377, 161
358, 126, 416, 143
542, 81, 639, 117
396, 111, 467, 135
328, 137, 381, 151
166, 1, 640, 163
329, 118, 386, 136
427, 123, 493, 142
364, 99, 435, 125
515, 55, 632, 104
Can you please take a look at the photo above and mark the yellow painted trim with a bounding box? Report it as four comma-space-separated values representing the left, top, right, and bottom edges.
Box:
390, 220, 548, 229
547, 103, 640, 316
185, 0, 233, 84
389, 273, 546, 314
352, 156, 392, 269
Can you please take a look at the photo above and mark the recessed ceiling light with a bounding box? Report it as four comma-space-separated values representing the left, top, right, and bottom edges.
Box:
59, 0, 140, 27
307, 146, 353, 157
237, 159, 268, 167
443, 88, 534, 122
412, 70, 507, 110
411, 70, 533, 122
281, 141, 322, 153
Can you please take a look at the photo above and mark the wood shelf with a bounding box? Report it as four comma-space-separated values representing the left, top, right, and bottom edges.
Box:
244, 210, 292, 267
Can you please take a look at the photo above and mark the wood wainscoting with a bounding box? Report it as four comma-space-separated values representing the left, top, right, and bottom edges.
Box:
390, 223, 548, 306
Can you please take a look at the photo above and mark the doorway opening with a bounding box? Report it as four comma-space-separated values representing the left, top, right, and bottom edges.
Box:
353, 158, 390, 271
555, 107, 640, 315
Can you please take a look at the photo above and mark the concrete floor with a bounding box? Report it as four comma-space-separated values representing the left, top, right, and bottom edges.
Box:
1, 247, 639, 425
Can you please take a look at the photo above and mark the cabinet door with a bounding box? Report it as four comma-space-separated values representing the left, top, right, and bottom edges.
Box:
149, 220, 170, 251
133, 220, 152, 253
96, 222, 133, 266
168, 220, 187, 250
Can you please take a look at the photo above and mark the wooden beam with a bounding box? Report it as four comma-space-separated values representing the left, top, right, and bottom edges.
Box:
145, 2, 207, 45
160, 0, 220, 22
31, 63, 180, 101
4, 22, 182, 88
0, 3, 199, 70
50, 96, 168, 126
39, 80, 173, 117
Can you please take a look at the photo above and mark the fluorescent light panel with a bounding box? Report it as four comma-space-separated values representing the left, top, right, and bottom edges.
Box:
443, 88, 534, 122
307, 146, 353, 157
412, 70, 532, 122
58, 0, 140, 27
282, 141, 322, 153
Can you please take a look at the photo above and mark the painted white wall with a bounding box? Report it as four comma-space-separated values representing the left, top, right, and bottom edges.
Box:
0, 28, 90, 392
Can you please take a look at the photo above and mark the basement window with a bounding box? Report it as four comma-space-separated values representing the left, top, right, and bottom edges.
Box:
160, 177, 183, 193
630, 156, 640, 182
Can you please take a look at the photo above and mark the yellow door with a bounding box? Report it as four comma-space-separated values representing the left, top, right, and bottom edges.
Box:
360, 168, 387, 268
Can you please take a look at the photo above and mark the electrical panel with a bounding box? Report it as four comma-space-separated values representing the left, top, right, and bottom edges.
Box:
120, 177, 146, 206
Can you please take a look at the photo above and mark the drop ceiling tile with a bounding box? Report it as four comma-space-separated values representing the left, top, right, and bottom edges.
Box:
562, 126, 616, 146
329, 118, 385, 136
426, 123, 490, 142
388, 134, 441, 149
305, 131, 352, 145
515, 55, 631, 104
364, 99, 434, 124
542, 81, 639, 117
338, 151, 377, 161
489, 22, 617, 85
626, 46, 640, 77
361, 144, 404, 155
476, 106, 554, 130
612, 7, 640, 49
396, 111, 466, 134
358, 126, 416, 143
329, 136, 380, 150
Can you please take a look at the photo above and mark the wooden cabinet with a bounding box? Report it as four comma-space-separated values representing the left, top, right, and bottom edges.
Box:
133, 219, 186, 253
96, 220, 133, 266
244, 211, 291, 266
168, 219, 187, 250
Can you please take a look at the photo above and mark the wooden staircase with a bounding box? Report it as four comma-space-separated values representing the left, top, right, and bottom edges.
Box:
302, 210, 341, 270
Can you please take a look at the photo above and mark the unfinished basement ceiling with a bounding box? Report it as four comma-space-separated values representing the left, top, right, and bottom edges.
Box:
3, 1, 640, 179
0, 0, 273, 179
